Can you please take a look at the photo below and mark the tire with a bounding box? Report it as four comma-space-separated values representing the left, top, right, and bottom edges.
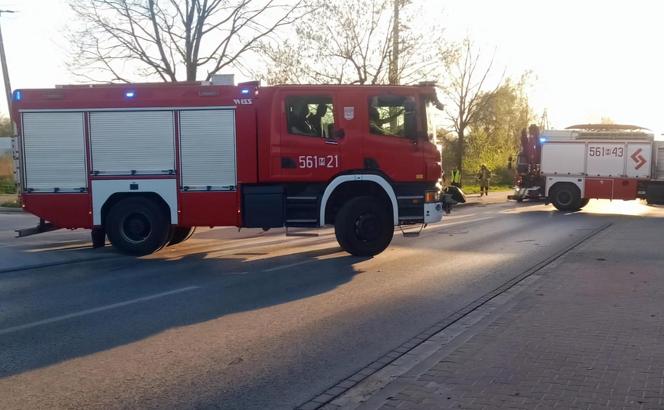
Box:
168, 227, 196, 246
579, 198, 590, 209
105, 197, 171, 256
91, 227, 106, 248
334, 196, 394, 257
550, 184, 582, 212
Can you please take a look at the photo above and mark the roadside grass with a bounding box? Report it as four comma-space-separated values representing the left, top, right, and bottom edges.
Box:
0, 153, 11, 176
0, 193, 19, 207
0, 154, 18, 207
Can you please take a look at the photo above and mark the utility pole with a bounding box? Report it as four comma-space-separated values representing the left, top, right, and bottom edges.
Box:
0, 9, 15, 121
388, 0, 400, 85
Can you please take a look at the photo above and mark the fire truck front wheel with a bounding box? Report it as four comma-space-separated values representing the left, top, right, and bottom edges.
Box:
105, 197, 171, 256
550, 183, 582, 212
168, 227, 196, 246
335, 196, 394, 257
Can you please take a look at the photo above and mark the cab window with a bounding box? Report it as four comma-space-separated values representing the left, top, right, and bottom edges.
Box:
368, 95, 417, 138
286, 96, 335, 138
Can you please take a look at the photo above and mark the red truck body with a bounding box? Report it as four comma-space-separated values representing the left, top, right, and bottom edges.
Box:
11, 81, 445, 256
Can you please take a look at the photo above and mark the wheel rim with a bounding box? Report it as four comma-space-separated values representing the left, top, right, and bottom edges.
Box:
354, 212, 381, 242
121, 212, 152, 244
557, 190, 573, 206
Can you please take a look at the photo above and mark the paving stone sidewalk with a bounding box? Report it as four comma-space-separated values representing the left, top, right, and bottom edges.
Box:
355, 213, 664, 410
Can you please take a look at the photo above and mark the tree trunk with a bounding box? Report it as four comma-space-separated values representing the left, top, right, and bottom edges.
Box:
186, 62, 197, 82
388, 0, 400, 85
457, 127, 465, 178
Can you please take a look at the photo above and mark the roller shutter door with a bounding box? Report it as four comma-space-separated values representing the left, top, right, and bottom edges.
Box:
655, 142, 664, 180
179, 109, 237, 191
22, 112, 87, 192
90, 111, 175, 175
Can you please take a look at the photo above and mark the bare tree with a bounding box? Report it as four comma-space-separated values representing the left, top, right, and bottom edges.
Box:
68, 0, 307, 82
258, 0, 438, 86
439, 39, 500, 176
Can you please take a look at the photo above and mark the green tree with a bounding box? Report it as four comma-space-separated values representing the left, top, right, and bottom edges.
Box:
440, 76, 533, 184
0, 116, 11, 138
0, 116, 15, 193
438, 39, 498, 177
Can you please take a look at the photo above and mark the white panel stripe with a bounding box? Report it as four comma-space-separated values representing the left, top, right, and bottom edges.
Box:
319, 175, 399, 226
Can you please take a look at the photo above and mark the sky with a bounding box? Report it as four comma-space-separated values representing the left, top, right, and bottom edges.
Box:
1, 0, 664, 135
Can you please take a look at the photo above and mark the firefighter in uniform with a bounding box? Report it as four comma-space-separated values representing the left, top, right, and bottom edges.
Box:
477, 164, 491, 197
450, 167, 461, 188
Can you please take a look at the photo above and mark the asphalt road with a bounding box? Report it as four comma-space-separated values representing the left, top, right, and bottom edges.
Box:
0, 198, 659, 409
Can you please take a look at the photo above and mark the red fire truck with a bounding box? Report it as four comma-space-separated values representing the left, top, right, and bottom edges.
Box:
11, 81, 446, 256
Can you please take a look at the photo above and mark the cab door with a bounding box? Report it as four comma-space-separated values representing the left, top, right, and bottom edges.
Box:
270, 92, 346, 182
361, 93, 425, 182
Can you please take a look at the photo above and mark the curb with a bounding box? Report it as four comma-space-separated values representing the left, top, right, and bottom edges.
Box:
299, 223, 613, 410
0, 206, 23, 213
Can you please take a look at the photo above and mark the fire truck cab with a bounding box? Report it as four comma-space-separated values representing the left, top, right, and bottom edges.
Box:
11, 81, 446, 257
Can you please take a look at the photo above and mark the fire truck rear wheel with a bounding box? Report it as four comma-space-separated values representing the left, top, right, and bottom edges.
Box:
335, 196, 394, 257
168, 227, 196, 246
105, 197, 171, 256
550, 184, 582, 212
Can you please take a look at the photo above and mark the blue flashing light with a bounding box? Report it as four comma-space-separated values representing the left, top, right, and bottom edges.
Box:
539, 137, 547, 143
240, 88, 250, 95
125, 90, 136, 98
13, 90, 22, 101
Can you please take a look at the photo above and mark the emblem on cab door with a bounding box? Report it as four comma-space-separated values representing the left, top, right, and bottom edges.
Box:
344, 107, 354, 120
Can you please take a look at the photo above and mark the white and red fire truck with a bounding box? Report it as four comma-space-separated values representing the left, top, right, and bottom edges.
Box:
10, 81, 446, 256
536, 124, 664, 211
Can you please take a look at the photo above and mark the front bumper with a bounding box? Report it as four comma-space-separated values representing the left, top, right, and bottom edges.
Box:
424, 202, 444, 224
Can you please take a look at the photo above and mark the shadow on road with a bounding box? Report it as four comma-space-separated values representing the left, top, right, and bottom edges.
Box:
2, 200, 662, 379
0, 243, 367, 379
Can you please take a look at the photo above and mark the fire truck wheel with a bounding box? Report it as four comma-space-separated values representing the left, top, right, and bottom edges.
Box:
335, 196, 394, 257
550, 184, 582, 212
168, 227, 196, 246
105, 197, 171, 256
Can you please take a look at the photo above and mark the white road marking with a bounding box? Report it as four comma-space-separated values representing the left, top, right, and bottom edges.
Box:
262, 260, 315, 273
0, 286, 200, 336
442, 212, 478, 220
